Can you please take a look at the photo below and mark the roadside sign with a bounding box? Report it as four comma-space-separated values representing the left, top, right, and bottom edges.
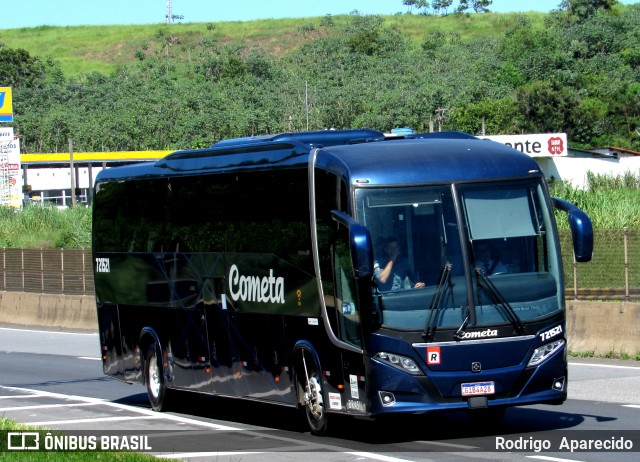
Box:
0, 87, 14, 122
481, 133, 568, 157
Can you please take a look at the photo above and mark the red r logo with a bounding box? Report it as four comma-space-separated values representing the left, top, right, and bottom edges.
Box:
427, 346, 441, 365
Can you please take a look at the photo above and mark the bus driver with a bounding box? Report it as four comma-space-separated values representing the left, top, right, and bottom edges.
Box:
373, 236, 425, 291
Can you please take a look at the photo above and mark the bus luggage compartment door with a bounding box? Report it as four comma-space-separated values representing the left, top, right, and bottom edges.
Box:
97, 302, 126, 380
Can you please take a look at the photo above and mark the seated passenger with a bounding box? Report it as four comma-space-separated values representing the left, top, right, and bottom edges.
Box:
474, 242, 508, 275
373, 236, 425, 291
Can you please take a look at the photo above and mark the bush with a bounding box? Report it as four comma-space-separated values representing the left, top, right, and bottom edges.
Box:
0, 204, 92, 249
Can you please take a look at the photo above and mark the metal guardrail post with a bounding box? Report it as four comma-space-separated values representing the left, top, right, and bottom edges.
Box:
573, 250, 578, 300
624, 227, 629, 301
82, 250, 86, 295
40, 248, 44, 292
61, 248, 64, 293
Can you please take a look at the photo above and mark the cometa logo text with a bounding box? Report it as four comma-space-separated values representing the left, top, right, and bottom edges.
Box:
228, 264, 285, 304
460, 329, 498, 339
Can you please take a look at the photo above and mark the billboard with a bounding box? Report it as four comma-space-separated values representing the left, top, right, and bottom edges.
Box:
0, 132, 22, 208
481, 133, 568, 157
0, 87, 13, 122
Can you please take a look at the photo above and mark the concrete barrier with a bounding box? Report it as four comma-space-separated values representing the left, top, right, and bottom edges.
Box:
0, 292, 639, 354
0, 292, 97, 331
566, 300, 640, 355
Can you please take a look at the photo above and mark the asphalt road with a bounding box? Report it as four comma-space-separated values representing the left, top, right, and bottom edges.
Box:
1, 325, 640, 462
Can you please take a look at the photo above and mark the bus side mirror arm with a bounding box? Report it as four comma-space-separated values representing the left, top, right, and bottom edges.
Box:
330, 210, 374, 279
552, 197, 593, 263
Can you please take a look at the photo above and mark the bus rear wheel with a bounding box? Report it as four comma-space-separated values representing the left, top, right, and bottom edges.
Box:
144, 343, 169, 411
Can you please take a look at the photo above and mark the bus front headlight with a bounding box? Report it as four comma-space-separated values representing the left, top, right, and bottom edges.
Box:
528, 339, 565, 367
374, 352, 422, 375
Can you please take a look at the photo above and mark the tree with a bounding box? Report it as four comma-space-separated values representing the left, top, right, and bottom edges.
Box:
0, 45, 46, 88
558, 0, 619, 20
403, 0, 492, 14
403, 1, 430, 14
432, 1, 454, 15
471, 0, 493, 13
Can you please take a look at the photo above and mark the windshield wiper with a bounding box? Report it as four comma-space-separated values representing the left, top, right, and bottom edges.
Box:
474, 268, 524, 335
452, 314, 470, 340
423, 263, 452, 339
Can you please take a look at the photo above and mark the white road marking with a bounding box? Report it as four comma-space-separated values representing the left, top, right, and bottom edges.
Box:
569, 362, 640, 371
0, 386, 420, 461
156, 452, 263, 459
0, 385, 240, 430
0, 402, 98, 411
415, 440, 480, 449
0, 327, 97, 336
346, 452, 417, 462
527, 456, 584, 462
24, 415, 162, 426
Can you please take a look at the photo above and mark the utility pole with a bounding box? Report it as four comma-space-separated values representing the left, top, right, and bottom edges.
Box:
166, 0, 173, 23
305, 81, 309, 131
435, 108, 449, 132
69, 138, 76, 208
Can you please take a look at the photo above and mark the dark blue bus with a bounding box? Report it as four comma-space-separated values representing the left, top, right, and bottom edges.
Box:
92, 129, 592, 434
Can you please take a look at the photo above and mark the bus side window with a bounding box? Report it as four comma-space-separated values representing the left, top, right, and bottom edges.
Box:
333, 230, 361, 348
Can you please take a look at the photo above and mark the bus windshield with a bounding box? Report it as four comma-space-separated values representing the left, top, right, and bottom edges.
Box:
354, 181, 562, 332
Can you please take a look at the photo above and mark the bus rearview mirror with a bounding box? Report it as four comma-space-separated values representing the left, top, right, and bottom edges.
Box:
552, 197, 593, 263
349, 223, 373, 279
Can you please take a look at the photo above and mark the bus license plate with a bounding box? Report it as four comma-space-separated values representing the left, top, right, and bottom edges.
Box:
461, 381, 495, 397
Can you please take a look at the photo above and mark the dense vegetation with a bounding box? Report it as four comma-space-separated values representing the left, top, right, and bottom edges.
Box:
0, 205, 91, 248
1, 1, 639, 154
551, 172, 640, 229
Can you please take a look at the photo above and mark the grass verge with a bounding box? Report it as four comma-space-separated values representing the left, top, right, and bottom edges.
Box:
569, 350, 640, 361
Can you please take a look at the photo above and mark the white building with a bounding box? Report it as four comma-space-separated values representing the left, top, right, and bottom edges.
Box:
536, 147, 640, 189
21, 151, 171, 207
483, 133, 640, 188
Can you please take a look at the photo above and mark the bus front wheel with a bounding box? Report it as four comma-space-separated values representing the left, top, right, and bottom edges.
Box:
304, 372, 327, 434
144, 344, 169, 411
296, 348, 328, 435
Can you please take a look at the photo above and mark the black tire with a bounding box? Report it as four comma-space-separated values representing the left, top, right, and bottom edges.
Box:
144, 343, 169, 411
297, 350, 328, 436
305, 372, 328, 435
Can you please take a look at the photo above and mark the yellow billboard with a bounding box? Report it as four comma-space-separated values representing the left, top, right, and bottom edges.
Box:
0, 87, 13, 122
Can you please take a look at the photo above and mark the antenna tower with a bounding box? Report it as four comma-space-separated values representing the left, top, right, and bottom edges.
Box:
166, 0, 173, 23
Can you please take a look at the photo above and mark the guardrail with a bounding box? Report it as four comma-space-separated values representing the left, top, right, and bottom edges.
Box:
0, 248, 93, 296
0, 244, 638, 301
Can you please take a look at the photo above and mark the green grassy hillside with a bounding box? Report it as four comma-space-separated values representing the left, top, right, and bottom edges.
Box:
0, 12, 547, 76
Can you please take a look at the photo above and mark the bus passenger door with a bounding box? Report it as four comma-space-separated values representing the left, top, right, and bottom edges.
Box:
333, 235, 363, 349
332, 226, 367, 409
